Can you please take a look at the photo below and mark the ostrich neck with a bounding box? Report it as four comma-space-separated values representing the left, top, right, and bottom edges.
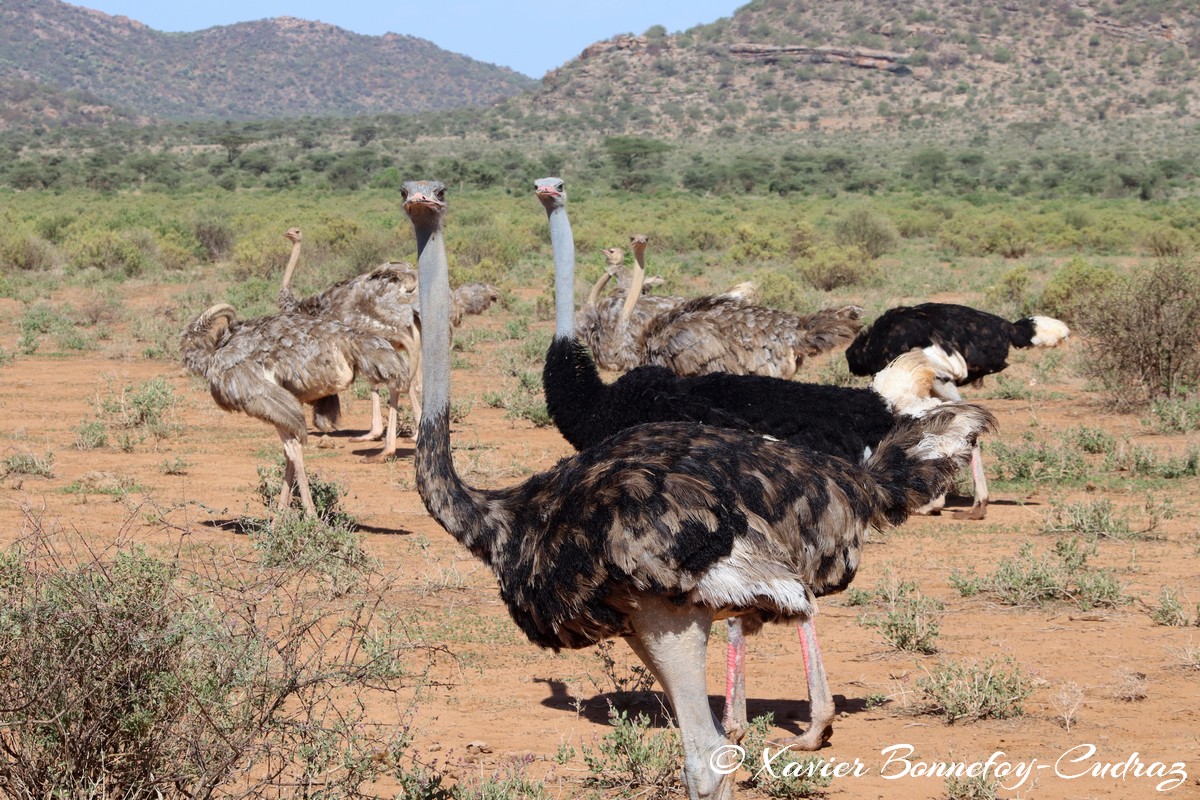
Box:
585, 271, 613, 309
281, 240, 301, 293
619, 249, 646, 325
413, 215, 495, 559
548, 206, 576, 338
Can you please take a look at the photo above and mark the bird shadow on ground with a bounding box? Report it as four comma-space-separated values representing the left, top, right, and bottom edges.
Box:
195, 517, 414, 536
534, 677, 856, 739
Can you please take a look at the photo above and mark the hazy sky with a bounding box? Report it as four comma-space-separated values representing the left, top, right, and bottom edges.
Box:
72, 1, 746, 79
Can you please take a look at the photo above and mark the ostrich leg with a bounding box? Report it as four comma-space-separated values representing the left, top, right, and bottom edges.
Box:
364, 386, 404, 463
783, 618, 833, 750
936, 382, 989, 520
277, 429, 316, 516
625, 594, 734, 800
722, 618, 747, 740
350, 390, 386, 442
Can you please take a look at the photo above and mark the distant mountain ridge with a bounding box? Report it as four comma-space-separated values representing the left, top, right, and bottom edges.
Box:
0, 0, 537, 122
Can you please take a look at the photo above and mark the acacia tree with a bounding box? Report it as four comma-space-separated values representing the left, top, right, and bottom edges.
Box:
603, 135, 671, 191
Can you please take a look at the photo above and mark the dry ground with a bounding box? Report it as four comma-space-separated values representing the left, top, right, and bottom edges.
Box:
1, 282, 1198, 799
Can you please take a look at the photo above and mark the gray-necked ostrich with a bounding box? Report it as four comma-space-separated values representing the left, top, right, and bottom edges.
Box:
409, 177, 993, 799
180, 305, 405, 516
637, 268, 864, 379
277, 226, 420, 458
536, 176, 966, 741
846, 302, 1070, 518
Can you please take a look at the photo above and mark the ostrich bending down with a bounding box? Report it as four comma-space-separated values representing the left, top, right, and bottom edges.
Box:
637, 271, 864, 379
408, 178, 994, 800
180, 305, 405, 515
846, 302, 1070, 518
536, 176, 965, 741
278, 227, 420, 459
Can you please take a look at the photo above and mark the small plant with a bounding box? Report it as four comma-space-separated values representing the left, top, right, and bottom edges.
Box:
1053, 682, 1084, 732
948, 569, 984, 597
92, 376, 180, 450
741, 713, 832, 798
861, 594, 944, 654
160, 457, 190, 476
1112, 669, 1148, 702
581, 709, 681, 799
1168, 641, 1200, 671
255, 459, 356, 528
917, 656, 1033, 722
73, 419, 108, 450
1150, 587, 1191, 627
2, 450, 54, 478
945, 772, 1002, 800
588, 639, 657, 709
1067, 425, 1117, 455
1041, 497, 1134, 540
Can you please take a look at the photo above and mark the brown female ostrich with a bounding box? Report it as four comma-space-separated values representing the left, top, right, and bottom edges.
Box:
276, 227, 421, 460
638, 284, 865, 379
180, 305, 405, 516
406, 178, 993, 799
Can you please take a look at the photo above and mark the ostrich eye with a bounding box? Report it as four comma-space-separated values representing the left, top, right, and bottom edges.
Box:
400, 188, 409, 200
436, 188, 446, 201
555, 182, 564, 191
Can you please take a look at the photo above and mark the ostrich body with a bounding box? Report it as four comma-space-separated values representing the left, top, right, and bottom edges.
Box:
278, 227, 420, 459
180, 305, 405, 515
536, 176, 959, 739
639, 291, 865, 379
846, 302, 1070, 518
412, 178, 993, 799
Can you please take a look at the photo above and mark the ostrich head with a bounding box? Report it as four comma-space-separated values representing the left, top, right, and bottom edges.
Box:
402, 180, 447, 233
602, 247, 625, 274
1030, 316, 1070, 347
283, 227, 302, 244
534, 177, 565, 213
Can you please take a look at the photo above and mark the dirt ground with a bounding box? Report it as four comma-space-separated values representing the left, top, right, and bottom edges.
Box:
1, 283, 1198, 799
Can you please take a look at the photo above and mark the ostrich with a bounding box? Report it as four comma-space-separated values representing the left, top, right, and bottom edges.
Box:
407, 178, 993, 799
536, 176, 965, 740
180, 305, 405, 516
276, 227, 420, 459
846, 302, 1070, 518
637, 283, 865, 379
577, 235, 685, 372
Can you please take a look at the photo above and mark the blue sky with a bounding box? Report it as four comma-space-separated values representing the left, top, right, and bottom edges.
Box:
73, 1, 746, 79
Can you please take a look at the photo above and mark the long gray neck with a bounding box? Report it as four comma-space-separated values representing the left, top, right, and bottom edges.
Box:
415, 221, 452, 417
548, 205, 576, 338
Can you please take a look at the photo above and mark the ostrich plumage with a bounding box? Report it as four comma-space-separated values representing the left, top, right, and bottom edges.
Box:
411, 178, 994, 800
576, 235, 684, 372
639, 288, 865, 379
536, 176, 959, 740
846, 302, 1070, 518
180, 304, 405, 516
277, 227, 420, 460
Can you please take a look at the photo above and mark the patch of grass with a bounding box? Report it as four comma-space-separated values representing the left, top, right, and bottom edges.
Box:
977, 539, 1128, 610
741, 713, 832, 798
982, 373, 1038, 401
254, 459, 357, 529
2, 451, 55, 478
588, 639, 657, 710
159, 457, 190, 476
73, 420, 108, 450
916, 656, 1033, 723
1144, 395, 1200, 433
860, 593, 944, 655
1066, 426, 1117, 455
581, 709, 681, 800
89, 376, 181, 451
1104, 441, 1200, 479
1149, 587, 1191, 627
945, 773, 1002, 800
990, 432, 1088, 484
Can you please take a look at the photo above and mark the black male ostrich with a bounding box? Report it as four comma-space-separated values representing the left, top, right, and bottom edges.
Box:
536, 176, 965, 738
846, 302, 1070, 518
408, 178, 994, 800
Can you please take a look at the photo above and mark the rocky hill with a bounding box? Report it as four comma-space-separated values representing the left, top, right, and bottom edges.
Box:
506, 0, 1199, 144
0, 0, 537, 123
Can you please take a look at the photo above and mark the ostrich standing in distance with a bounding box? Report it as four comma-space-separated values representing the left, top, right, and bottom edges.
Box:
180, 305, 406, 516
277, 226, 420, 460
407, 177, 993, 800
846, 302, 1070, 518
536, 176, 965, 738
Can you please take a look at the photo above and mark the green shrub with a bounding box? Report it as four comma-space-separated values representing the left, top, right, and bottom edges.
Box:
1039, 257, 1118, 322
831, 206, 898, 259
917, 657, 1033, 722
581, 709, 681, 798
797, 244, 877, 291
66, 229, 150, 276
1074, 257, 1200, 406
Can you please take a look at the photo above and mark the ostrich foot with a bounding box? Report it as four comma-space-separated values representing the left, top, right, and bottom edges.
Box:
772, 721, 832, 752
952, 500, 988, 521
350, 428, 385, 443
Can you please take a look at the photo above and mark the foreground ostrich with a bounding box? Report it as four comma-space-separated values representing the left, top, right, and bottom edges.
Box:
277, 227, 421, 459
536, 176, 964, 737
408, 178, 993, 799
638, 277, 864, 379
180, 305, 405, 516
846, 302, 1070, 518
